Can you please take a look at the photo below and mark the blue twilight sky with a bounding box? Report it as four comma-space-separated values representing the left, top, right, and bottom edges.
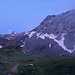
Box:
0, 0, 75, 34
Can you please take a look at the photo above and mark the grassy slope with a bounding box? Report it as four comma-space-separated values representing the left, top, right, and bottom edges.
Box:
0, 46, 75, 75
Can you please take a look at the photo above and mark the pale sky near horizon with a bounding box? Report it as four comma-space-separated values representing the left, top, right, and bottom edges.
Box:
0, 0, 75, 34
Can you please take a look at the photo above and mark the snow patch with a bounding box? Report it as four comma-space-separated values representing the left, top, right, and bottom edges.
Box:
11, 31, 16, 36
37, 33, 57, 39
6, 37, 10, 40
0, 45, 3, 48
29, 31, 36, 38
36, 33, 41, 39
20, 40, 25, 47
44, 27, 46, 30
37, 33, 74, 53
49, 43, 51, 48
24, 32, 29, 35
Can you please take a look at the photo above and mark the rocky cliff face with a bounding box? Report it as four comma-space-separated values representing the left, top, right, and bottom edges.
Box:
1, 9, 75, 56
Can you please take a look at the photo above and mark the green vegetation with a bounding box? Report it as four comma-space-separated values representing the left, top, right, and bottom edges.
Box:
0, 45, 75, 75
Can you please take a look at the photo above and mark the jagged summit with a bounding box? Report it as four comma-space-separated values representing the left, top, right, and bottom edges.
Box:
33, 9, 75, 34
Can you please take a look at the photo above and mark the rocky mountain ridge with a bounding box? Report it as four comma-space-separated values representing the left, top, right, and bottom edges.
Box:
0, 9, 75, 56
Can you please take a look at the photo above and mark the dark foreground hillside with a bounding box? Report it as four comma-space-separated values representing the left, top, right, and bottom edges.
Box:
0, 46, 75, 75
